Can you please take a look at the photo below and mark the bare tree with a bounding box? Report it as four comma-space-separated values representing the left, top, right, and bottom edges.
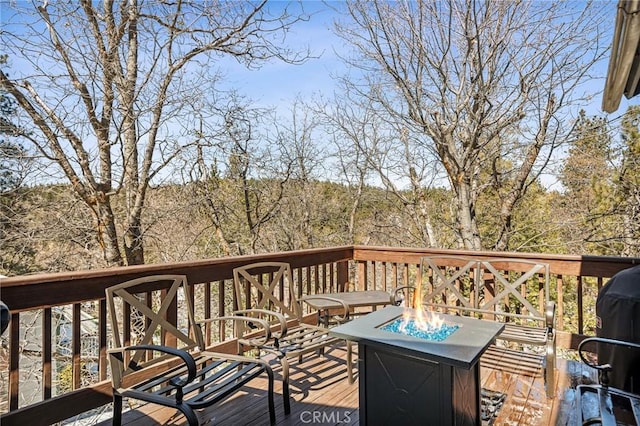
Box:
334, 0, 608, 250
320, 93, 441, 247
274, 99, 326, 249
329, 120, 369, 244
190, 96, 293, 255
1, 0, 309, 266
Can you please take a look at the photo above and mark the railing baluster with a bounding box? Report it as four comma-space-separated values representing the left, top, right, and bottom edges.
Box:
204, 282, 212, 347
144, 292, 152, 360
577, 276, 584, 335
42, 307, 52, 400
557, 274, 564, 330
166, 290, 178, 348
358, 261, 367, 291
372, 261, 378, 291
381, 262, 388, 291
330, 263, 335, 292
9, 311, 19, 410
597, 276, 603, 291
313, 265, 320, 294
219, 280, 226, 340
72, 303, 81, 390
392, 263, 398, 290
188, 283, 196, 342
275, 271, 283, 304
538, 273, 544, 318
123, 300, 131, 366
296, 268, 303, 300
99, 300, 107, 381
403, 263, 409, 288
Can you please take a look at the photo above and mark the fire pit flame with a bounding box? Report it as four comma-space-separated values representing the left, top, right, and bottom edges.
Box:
380, 279, 459, 342
405, 305, 444, 332
381, 308, 459, 342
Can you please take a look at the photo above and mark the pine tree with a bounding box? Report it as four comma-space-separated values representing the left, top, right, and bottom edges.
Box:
560, 110, 615, 254
609, 107, 640, 255
0, 54, 36, 274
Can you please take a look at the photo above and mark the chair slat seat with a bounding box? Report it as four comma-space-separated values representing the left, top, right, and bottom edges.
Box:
123, 355, 264, 402
183, 360, 266, 408
500, 323, 549, 345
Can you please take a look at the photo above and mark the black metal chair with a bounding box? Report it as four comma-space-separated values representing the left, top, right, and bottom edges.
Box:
0, 301, 10, 335
576, 337, 640, 425
106, 275, 278, 425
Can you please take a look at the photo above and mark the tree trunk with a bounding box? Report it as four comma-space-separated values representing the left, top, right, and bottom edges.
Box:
454, 180, 482, 250
493, 94, 556, 252
123, 216, 144, 266
91, 200, 122, 266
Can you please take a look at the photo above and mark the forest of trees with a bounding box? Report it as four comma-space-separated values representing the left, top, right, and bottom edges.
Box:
1, 1, 639, 277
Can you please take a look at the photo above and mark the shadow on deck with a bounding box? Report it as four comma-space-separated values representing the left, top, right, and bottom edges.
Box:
94, 343, 598, 426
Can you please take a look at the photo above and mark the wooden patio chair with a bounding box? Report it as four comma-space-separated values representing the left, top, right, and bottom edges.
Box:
231, 262, 350, 414
106, 275, 277, 426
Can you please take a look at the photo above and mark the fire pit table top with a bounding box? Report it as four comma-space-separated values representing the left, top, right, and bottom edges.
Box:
330, 305, 504, 369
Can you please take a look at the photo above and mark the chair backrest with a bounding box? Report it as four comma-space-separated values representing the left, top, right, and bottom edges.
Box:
420, 256, 479, 311
419, 256, 550, 322
233, 262, 302, 321
106, 275, 205, 369
476, 258, 550, 320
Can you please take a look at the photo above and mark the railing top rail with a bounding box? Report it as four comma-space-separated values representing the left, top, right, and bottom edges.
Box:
352, 246, 640, 276
0, 246, 354, 312
2, 244, 639, 312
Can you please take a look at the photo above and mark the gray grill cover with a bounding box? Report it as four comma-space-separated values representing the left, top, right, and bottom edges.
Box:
596, 264, 640, 393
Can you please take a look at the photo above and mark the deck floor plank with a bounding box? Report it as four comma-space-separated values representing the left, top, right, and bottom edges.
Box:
480, 345, 547, 425
549, 357, 599, 426
97, 342, 594, 426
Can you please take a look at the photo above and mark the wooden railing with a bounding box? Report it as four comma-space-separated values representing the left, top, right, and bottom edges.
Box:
0, 245, 638, 425
350, 247, 640, 348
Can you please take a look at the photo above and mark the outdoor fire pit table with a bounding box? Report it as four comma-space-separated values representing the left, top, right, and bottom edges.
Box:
330, 305, 504, 426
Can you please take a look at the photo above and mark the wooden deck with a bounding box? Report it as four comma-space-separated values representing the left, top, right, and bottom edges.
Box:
96, 342, 598, 426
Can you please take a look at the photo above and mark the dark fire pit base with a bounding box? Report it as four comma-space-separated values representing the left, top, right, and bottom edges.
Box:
360, 342, 479, 425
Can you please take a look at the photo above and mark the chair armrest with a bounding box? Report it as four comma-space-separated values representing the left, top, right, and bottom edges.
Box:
545, 301, 556, 330
232, 308, 288, 338
578, 337, 640, 386
391, 286, 416, 306
300, 295, 351, 324
578, 337, 640, 367
109, 344, 197, 400
203, 315, 273, 346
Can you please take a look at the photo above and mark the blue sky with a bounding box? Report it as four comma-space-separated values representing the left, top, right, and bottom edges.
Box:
1, 1, 628, 118
213, 1, 631, 120
2, 0, 635, 191
217, 2, 348, 112
213, 0, 640, 192
0, 1, 346, 110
